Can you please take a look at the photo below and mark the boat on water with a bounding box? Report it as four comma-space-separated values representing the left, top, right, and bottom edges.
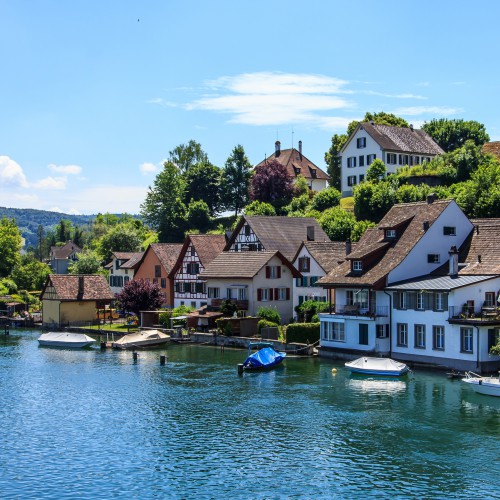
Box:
112, 329, 171, 349
242, 342, 286, 371
461, 372, 500, 397
38, 332, 96, 348
345, 356, 409, 376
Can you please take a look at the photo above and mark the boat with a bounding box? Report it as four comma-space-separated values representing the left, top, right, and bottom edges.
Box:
38, 331, 96, 348
345, 356, 409, 376
111, 329, 171, 349
242, 342, 286, 371
461, 371, 500, 397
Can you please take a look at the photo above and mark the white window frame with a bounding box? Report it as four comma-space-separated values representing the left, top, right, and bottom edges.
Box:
276, 287, 287, 301
461, 327, 473, 353
347, 156, 356, 168
433, 325, 445, 350
415, 324, 426, 348
367, 154, 376, 164
417, 292, 425, 310
260, 288, 271, 302
435, 293, 444, 311
352, 261, 363, 271
357, 137, 366, 149
397, 323, 408, 346
332, 322, 345, 341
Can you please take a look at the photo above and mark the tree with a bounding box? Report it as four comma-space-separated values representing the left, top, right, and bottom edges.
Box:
353, 180, 398, 222
67, 249, 103, 275
36, 224, 45, 262
169, 140, 209, 174
422, 118, 489, 152
243, 200, 276, 216
250, 159, 295, 212
318, 207, 357, 241
9, 255, 51, 291
140, 161, 187, 243
186, 199, 212, 233
221, 145, 252, 218
183, 161, 222, 216
55, 219, 73, 243
96, 222, 144, 263
366, 158, 387, 182
310, 187, 342, 212
115, 279, 164, 317
0, 217, 22, 277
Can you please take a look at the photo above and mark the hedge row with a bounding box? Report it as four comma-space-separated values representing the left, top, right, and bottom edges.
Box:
286, 323, 320, 344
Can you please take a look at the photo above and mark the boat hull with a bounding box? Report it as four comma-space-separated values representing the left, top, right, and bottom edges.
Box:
345, 357, 409, 377
243, 346, 286, 371
38, 332, 95, 349
112, 330, 171, 350
462, 376, 500, 397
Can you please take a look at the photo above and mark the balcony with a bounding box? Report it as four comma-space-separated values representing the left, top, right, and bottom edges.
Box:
328, 304, 389, 317
448, 305, 500, 324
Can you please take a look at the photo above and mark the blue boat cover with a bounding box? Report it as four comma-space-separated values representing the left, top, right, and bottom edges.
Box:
243, 347, 286, 369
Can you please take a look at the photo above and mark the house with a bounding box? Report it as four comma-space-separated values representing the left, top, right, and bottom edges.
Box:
49, 240, 82, 274
340, 122, 444, 196
171, 234, 226, 309
292, 240, 354, 313
225, 216, 330, 261
133, 243, 183, 307
40, 274, 114, 328
106, 251, 144, 295
254, 141, 330, 191
198, 251, 301, 323
316, 197, 500, 371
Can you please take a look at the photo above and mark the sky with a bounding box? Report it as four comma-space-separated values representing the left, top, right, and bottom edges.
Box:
1, 0, 499, 215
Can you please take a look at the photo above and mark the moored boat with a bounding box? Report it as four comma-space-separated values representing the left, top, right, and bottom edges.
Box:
112, 329, 171, 349
38, 332, 96, 348
461, 372, 500, 397
242, 342, 286, 371
345, 356, 409, 376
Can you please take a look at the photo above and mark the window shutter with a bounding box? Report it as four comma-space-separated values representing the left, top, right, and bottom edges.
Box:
266, 266, 270, 278
274, 288, 279, 300
286, 288, 290, 300
269, 288, 274, 301
257, 289, 262, 301
277, 266, 282, 279
443, 293, 448, 310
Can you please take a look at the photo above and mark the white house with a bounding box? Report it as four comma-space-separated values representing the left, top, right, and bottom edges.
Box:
49, 240, 82, 274
340, 122, 444, 196
198, 251, 301, 323
317, 198, 500, 372
106, 251, 143, 295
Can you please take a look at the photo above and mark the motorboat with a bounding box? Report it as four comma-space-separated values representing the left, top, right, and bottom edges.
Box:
242, 342, 286, 371
345, 356, 409, 376
461, 372, 500, 397
112, 329, 171, 349
38, 331, 96, 348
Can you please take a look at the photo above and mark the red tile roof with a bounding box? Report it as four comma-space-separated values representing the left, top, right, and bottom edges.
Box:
188, 234, 226, 267
50, 240, 82, 259
42, 274, 114, 301
149, 243, 183, 277
295, 241, 354, 274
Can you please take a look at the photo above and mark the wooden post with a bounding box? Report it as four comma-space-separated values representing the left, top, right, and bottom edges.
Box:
237, 364, 244, 375
133, 352, 138, 362
160, 355, 166, 365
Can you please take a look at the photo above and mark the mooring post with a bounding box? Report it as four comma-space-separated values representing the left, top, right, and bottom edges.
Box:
237, 363, 244, 375
160, 355, 166, 365
133, 351, 138, 362
100, 342, 106, 350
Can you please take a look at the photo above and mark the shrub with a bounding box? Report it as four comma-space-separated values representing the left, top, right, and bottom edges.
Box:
159, 310, 173, 326
295, 300, 330, 322
286, 323, 320, 344
257, 306, 281, 325
258, 319, 279, 333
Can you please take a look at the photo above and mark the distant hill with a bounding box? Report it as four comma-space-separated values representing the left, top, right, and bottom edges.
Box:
0, 207, 96, 248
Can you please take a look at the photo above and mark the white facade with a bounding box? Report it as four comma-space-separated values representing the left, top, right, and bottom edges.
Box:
108, 257, 133, 295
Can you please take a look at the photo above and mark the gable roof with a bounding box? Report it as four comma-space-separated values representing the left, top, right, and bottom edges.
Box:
226, 216, 330, 261
254, 144, 330, 181
386, 274, 497, 291
319, 199, 453, 288
41, 274, 114, 301
294, 241, 354, 274
50, 240, 82, 259
343, 122, 444, 156
199, 251, 301, 279
120, 252, 144, 269
458, 219, 500, 275
138, 243, 183, 277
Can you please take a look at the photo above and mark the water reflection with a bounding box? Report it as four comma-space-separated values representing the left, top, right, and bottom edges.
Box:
347, 375, 407, 394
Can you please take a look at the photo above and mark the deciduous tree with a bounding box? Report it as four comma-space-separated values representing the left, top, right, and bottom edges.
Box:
115, 279, 164, 317
221, 145, 252, 218
9, 255, 51, 291
0, 218, 22, 277
422, 118, 489, 152
169, 140, 209, 174
67, 249, 103, 275
183, 161, 222, 216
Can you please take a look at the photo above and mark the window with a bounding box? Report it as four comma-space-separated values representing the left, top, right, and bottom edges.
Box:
484, 292, 496, 307
298, 256, 310, 272
434, 293, 445, 311
160, 278, 166, 289
237, 288, 247, 300
321, 322, 345, 342
186, 262, 200, 275
412, 156, 420, 165
359, 324, 369, 345
208, 287, 220, 299
460, 327, 473, 353
190, 246, 196, 256
347, 156, 356, 168
385, 229, 396, 239
244, 225, 251, 236
266, 265, 281, 279
414, 324, 426, 348
397, 323, 408, 347
195, 282, 205, 294
346, 290, 354, 306
427, 254, 440, 263
115, 260, 120, 270
399, 154, 409, 165
398, 292, 407, 309
433, 326, 445, 350
417, 292, 425, 310
367, 154, 376, 164
155, 265, 161, 278
359, 155, 365, 167
359, 174, 365, 182
258, 288, 272, 302
275, 287, 290, 301
488, 328, 500, 351
124, 276, 130, 285
357, 137, 366, 148
386, 153, 397, 164
347, 175, 357, 187
376, 324, 388, 338
352, 261, 363, 271
443, 226, 456, 236
191, 301, 197, 309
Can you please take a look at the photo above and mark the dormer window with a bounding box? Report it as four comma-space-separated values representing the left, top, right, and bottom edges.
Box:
352, 261, 363, 271
311, 169, 317, 178
427, 254, 440, 264
385, 229, 396, 239
294, 167, 301, 175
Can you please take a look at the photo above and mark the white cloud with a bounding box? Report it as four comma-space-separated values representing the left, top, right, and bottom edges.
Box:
392, 106, 463, 116
48, 206, 64, 213
140, 162, 159, 175
32, 176, 67, 190
0, 156, 29, 187
48, 164, 82, 175
364, 91, 427, 99
147, 98, 177, 107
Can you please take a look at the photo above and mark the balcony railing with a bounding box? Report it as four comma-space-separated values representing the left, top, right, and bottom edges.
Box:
449, 305, 500, 323
331, 304, 389, 317
210, 298, 249, 310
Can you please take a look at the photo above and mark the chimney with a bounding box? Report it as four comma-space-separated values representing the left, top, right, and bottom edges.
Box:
307, 226, 315, 241
345, 238, 352, 256
423, 221, 429, 231
410, 124, 414, 131
77, 276, 84, 300
476, 225, 479, 234
449, 246, 459, 276
275, 140, 281, 157
478, 255, 482, 263
427, 193, 436, 204
298, 140, 302, 159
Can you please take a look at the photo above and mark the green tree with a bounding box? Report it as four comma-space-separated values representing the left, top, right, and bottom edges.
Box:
67, 249, 103, 275
353, 180, 398, 222
243, 200, 276, 216
96, 222, 143, 263
186, 199, 212, 233
9, 255, 51, 291
324, 134, 347, 190
221, 145, 252, 218
183, 161, 222, 216
55, 219, 73, 243
311, 187, 342, 212
422, 118, 490, 152
366, 158, 387, 182
0, 218, 22, 277
36, 224, 45, 262
140, 161, 187, 243
169, 140, 209, 174
318, 207, 357, 241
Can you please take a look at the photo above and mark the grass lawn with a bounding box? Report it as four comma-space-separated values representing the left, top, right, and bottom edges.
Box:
340, 197, 354, 210
85, 323, 139, 333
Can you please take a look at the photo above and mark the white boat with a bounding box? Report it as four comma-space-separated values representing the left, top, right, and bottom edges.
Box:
38, 331, 96, 348
461, 372, 500, 397
112, 329, 171, 349
345, 356, 409, 376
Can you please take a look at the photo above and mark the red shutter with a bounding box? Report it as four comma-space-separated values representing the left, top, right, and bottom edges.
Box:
274, 288, 279, 301
266, 266, 270, 278
257, 288, 262, 301
277, 266, 282, 278
269, 288, 274, 301
286, 288, 290, 300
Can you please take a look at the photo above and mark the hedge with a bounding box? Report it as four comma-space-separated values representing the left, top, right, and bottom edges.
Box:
286, 322, 320, 344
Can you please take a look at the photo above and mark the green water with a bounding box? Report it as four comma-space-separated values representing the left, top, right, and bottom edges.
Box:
0, 330, 499, 499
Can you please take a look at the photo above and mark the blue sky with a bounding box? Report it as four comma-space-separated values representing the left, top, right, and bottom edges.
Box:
1, 0, 499, 215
